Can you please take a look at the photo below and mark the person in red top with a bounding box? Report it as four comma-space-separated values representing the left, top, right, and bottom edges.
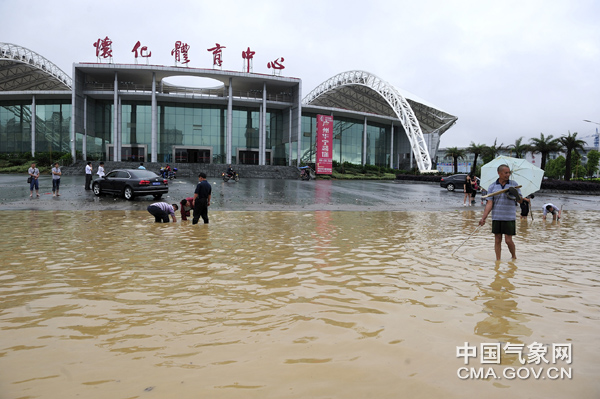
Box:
180, 197, 194, 220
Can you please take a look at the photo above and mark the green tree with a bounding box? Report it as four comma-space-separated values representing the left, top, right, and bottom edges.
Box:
444, 146, 466, 174
529, 133, 561, 170
559, 131, 587, 181
467, 142, 486, 174
481, 138, 504, 165
507, 136, 531, 159
545, 156, 566, 179
585, 150, 600, 178
569, 150, 585, 179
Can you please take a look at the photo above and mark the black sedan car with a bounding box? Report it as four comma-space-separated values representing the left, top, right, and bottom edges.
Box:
92, 169, 169, 200
440, 174, 480, 192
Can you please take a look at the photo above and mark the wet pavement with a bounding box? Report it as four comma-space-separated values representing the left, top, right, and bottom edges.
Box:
1, 174, 599, 212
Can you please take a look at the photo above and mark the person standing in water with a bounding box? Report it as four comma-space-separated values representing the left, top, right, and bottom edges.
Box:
479, 164, 524, 261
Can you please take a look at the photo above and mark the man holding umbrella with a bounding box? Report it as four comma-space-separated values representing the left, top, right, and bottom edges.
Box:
479, 164, 524, 261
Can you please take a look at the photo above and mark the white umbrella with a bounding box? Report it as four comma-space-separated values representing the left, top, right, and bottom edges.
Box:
480, 156, 544, 198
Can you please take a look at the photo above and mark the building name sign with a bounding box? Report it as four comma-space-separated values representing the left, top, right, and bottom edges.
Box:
93, 36, 285, 75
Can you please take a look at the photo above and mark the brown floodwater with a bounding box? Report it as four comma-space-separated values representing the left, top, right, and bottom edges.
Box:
0, 210, 599, 398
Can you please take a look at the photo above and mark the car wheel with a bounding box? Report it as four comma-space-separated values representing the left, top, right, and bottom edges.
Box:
447, 183, 455, 191
153, 194, 163, 200
123, 186, 134, 200
92, 183, 102, 196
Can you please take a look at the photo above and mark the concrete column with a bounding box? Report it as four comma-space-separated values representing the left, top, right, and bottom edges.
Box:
390, 123, 394, 169
151, 72, 157, 163
83, 96, 87, 161
113, 72, 118, 161
288, 108, 292, 166
296, 81, 302, 167
227, 78, 233, 164
261, 82, 267, 165
31, 95, 36, 157
362, 116, 367, 165
118, 97, 122, 162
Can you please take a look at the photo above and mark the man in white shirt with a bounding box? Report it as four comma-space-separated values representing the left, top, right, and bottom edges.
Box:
542, 203, 561, 220
85, 162, 93, 190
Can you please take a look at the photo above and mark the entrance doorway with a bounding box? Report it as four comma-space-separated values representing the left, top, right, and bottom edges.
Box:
173, 146, 212, 163
237, 149, 271, 165
107, 144, 147, 162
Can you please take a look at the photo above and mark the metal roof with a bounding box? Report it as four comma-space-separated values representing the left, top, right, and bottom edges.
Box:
0, 42, 72, 91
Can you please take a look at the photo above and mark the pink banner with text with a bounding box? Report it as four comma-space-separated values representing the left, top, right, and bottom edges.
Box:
316, 115, 333, 174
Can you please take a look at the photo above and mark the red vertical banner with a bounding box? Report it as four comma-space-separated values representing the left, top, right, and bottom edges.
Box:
316, 114, 333, 174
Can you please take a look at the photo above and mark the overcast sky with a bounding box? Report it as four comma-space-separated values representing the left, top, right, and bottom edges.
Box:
2, 0, 599, 148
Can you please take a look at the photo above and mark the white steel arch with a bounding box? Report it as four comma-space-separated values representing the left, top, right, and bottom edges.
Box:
0, 42, 72, 91
303, 70, 432, 171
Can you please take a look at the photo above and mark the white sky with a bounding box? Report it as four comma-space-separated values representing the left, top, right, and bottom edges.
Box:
2, 0, 599, 148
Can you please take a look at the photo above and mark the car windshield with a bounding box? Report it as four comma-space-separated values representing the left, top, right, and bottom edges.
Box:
133, 170, 160, 179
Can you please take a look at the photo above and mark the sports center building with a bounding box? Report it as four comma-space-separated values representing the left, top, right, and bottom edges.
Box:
0, 42, 457, 171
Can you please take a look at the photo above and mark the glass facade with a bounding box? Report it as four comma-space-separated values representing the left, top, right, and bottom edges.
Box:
0, 101, 31, 153
0, 100, 70, 154
2, 96, 396, 169
365, 123, 391, 167
81, 102, 287, 165
301, 114, 392, 167
159, 103, 225, 163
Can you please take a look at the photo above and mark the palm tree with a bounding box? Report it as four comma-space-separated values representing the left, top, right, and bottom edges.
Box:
507, 136, 531, 159
482, 138, 504, 164
467, 142, 486, 173
559, 131, 587, 181
529, 133, 561, 170
444, 146, 466, 174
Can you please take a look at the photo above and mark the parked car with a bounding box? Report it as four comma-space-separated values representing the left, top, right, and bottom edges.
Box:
92, 169, 169, 200
440, 174, 481, 192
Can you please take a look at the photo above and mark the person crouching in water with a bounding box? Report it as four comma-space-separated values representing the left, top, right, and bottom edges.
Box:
180, 197, 193, 221
147, 202, 178, 223
542, 203, 561, 220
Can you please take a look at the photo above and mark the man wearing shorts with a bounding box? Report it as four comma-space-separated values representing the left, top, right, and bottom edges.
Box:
479, 164, 524, 260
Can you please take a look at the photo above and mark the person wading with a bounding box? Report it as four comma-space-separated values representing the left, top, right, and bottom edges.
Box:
479, 164, 524, 261
192, 172, 212, 224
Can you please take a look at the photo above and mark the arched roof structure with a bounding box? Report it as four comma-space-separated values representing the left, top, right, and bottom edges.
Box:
0, 42, 72, 91
303, 70, 457, 171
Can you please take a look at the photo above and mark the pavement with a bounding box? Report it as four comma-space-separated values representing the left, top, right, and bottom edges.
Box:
1, 174, 598, 212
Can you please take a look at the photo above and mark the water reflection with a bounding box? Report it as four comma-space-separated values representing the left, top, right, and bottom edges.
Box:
474, 262, 532, 346
1, 210, 599, 398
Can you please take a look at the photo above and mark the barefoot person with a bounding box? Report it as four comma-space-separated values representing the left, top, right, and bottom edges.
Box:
478, 164, 524, 260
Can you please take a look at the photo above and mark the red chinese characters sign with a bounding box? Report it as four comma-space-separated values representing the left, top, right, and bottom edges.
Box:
316, 115, 333, 174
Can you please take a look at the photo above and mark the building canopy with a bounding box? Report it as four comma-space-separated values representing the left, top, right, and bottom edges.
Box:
0, 43, 72, 91
303, 70, 457, 171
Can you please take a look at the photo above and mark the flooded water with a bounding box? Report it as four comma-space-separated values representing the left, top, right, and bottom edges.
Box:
1, 209, 599, 398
